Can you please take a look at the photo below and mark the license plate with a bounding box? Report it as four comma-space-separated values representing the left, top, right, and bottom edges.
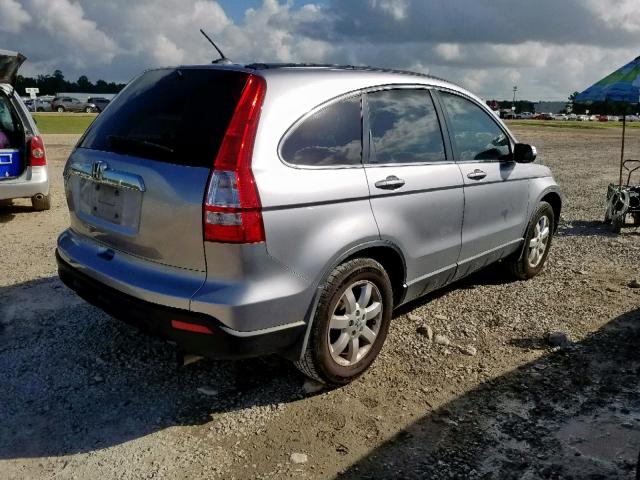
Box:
75, 177, 142, 233
93, 183, 123, 224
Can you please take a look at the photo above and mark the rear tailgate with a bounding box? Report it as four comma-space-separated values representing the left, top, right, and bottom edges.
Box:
64, 67, 249, 272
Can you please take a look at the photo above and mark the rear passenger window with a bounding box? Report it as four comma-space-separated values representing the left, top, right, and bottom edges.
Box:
367, 89, 445, 164
440, 91, 510, 161
281, 96, 362, 167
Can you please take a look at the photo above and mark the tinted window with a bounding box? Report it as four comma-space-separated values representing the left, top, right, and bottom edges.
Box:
366, 89, 445, 164
440, 92, 510, 161
281, 96, 362, 167
80, 68, 247, 167
0, 95, 16, 135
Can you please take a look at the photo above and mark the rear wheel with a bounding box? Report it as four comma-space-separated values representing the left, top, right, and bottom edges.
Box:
505, 201, 554, 280
31, 194, 51, 211
56, 106, 65, 113
295, 258, 393, 386
84, 106, 94, 113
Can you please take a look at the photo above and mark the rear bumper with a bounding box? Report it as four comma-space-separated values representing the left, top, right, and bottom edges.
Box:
0, 166, 49, 200
56, 250, 306, 360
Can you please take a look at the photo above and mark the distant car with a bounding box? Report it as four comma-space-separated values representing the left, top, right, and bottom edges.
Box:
626, 115, 640, 122
608, 115, 619, 122
597, 115, 609, 122
516, 112, 534, 119
86, 97, 110, 112
24, 98, 52, 112
533, 113, 554, 120
51, 96, 96, 113
553, 114, 568, 121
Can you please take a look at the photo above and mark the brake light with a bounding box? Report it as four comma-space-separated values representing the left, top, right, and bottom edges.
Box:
29, 135, 47, 167
204, 75, 266, 243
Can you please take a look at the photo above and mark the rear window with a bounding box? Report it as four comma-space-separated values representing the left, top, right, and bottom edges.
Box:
80, 68, 248, 167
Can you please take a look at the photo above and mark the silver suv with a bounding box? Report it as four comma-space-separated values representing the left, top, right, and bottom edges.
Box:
57, 64, 562, 385
0, 50, 50, 210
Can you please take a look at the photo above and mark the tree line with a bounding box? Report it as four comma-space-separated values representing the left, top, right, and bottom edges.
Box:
14, 70, 126, 96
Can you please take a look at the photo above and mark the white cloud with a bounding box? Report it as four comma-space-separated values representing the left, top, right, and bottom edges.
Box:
369, 0, 410, 21
30, 0, 117, 65
0, 0, 31, 34
1, 0, 640, 100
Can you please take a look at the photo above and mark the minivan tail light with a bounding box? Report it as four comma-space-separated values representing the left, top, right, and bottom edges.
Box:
29, 135, 47, 167
204, 75, 266, 243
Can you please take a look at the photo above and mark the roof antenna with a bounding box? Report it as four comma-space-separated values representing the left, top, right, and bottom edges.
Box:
200, 29, 233, 64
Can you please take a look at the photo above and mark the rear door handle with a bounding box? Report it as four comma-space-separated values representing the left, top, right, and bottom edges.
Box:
374, 175, 405, 190
467, 169, 487, 180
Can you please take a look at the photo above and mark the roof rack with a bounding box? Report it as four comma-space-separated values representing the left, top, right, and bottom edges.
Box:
244, 63, 459, 87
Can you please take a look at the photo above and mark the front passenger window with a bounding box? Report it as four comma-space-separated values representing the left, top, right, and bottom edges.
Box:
440, 92, 510, 161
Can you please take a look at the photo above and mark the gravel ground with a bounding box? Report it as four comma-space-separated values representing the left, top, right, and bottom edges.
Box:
0, 128, 639, 479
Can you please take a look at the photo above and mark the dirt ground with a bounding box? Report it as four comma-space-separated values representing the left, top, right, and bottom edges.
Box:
0, 127, 639, 479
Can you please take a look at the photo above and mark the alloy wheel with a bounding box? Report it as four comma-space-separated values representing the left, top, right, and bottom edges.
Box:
528, 215, 550, 268
328, 280, 382, 366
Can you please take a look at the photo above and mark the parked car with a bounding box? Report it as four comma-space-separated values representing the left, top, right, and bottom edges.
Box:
553, 114, 568, 121
25, 97, 52, 112
516, 112, 533, 119
56, 63, 562, 385
533, 113, 554, 120
51, 96, 96, 113
86, 97, 110, 112
0, 50, 50, 210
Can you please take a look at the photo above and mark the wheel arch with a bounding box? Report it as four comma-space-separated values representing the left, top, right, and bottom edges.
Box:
540, 190, 562, 232
291, 240, 407, 362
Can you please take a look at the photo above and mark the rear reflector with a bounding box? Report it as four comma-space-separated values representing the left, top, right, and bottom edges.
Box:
204, 75, 266, 243
171, 319, 214, 335
29, 135, 47, 167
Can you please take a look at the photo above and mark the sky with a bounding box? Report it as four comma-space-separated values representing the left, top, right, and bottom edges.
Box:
1, 0, 639, 100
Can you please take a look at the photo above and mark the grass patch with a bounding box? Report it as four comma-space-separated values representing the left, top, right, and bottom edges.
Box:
506, 120, 640, 129
32, 113, 97, 134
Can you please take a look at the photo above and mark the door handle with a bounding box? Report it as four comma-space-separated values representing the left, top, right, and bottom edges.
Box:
374, 175, 406, 190
467, 169, 487, 180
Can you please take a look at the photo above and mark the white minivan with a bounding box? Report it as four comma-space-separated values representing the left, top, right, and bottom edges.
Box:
0, 50, 49, 210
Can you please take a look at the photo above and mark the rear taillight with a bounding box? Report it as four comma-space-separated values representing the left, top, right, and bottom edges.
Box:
204, 75, 266, 243
29, 135, 47, 167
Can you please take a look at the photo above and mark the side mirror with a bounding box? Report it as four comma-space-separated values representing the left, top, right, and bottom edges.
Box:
513, 143, 537, 163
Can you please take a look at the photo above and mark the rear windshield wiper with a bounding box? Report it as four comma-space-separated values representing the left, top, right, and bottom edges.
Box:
107, 135, 175, 155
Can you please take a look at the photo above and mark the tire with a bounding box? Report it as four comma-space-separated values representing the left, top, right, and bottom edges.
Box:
85, 106, 94, 113
295, 258, 393, 386
31, 194, 51, 211
505, 201, 554, 280
56, 106, 65, 113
